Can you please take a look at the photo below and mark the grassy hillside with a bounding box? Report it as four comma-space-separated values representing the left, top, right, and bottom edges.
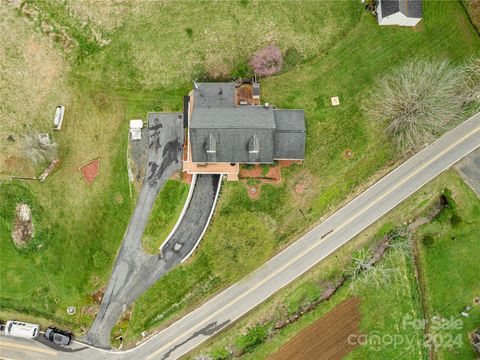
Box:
127, 1, 480, 343
190, 170, 480, 359
0, 0, 360, 333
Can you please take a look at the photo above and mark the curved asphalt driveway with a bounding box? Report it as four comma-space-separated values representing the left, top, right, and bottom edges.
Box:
85, 113, 221, 349
1, 113, 479, 360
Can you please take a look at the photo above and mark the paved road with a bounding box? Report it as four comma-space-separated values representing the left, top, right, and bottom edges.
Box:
455, 147, 480, 196
1, 112, 479, 360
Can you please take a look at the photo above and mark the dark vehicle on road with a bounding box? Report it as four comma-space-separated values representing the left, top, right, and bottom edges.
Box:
44, 327, 73, 346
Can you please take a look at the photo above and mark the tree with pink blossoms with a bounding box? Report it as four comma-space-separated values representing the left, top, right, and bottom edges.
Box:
250, 45, 283, 77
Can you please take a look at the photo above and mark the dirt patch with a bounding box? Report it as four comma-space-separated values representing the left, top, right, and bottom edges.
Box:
207, 62, 231, 80
11, 203, 35, 248
115, 193, 124, 204
268, 297, 362, 360
182, 171, 193, 184
277, 160, 301, 167
295, 183, 306, 194
92, 285, 106, 303
79, 158, 101, 185
83, 304, 99, 317
288, 169, 318, 206
2, 155, 35, 177
342, 148, 354, 160
239, 164, 281, 183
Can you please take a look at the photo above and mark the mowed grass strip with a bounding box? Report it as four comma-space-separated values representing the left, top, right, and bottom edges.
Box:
77, 0, 361, 88
416, 176, 480, 360
1, 0, 355, 333
190, 170, 473, 360
126, 1, 480, 342
142, 179, 190, 254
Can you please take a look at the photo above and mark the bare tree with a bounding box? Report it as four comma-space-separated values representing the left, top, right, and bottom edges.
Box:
461, 57, 480, 108
347, 248, 397, 292
347, 228, 410, 292
22, 130, 58, 166
365, 60, 464, 154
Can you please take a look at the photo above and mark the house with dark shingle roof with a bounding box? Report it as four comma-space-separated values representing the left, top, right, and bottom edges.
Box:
183, 82, 306, 180
377, 0, 423, 27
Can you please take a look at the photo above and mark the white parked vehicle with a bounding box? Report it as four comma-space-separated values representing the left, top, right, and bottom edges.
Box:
4, 320, 40, 339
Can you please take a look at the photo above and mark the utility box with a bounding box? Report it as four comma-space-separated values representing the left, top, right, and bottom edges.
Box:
252, 82, 260, 100
129, 119, 143, 140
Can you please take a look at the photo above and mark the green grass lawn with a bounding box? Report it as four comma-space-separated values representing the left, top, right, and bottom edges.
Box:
416, 176, 480, 360
190, 170, 479, 359
1, 0, 479, 343
126, 1, 480, 342
0, 0, 358, 333
142, 179, 190, 254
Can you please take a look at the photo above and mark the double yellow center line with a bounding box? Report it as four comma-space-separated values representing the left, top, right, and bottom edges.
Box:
0, 340, 57, 357
145, 124, 479, 359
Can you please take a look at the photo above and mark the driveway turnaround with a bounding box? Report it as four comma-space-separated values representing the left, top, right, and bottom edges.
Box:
85, 112, 184, 348
1, 113, 479, 360
455, 148, 480, 196
85, 114, 221, 349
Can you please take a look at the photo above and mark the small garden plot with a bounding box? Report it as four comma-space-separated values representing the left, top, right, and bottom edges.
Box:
269, 297, 362, 360
79, 158, 100, 185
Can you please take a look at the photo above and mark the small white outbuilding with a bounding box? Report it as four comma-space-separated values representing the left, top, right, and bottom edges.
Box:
129, 119, 143, 140
377, 0, 423, 27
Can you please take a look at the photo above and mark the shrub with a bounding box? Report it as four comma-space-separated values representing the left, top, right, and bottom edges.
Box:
250, 45, 283, 77
364, 60, 464, 154
92, 250, 109, 268
422, 234, 435, 247
284, 47, 301, 68
210, 348, 229, 360
261, 164, 270, 176
461, 57, 480, 108
450, 213, 462, 227
22, 131, 58, 166
234, 324, 268, 353
185, 28, 193, 37
230, 60, 251, 79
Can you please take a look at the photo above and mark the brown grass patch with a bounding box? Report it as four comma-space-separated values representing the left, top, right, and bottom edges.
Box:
0, 5, 70, 175
287, 169, 318, 205
268, 297, 362, 360
2, 155, 35, 177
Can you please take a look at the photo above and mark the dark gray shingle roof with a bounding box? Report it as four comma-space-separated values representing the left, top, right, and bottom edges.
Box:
274, 109, 306, 132
190, 128, 275, 163
380, 0, 422, 18
273, 110, 306, 160
274, 132, 306, 160
193, 83, 235, 109
189, 83, 306, 163
191, 107, 276, 129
